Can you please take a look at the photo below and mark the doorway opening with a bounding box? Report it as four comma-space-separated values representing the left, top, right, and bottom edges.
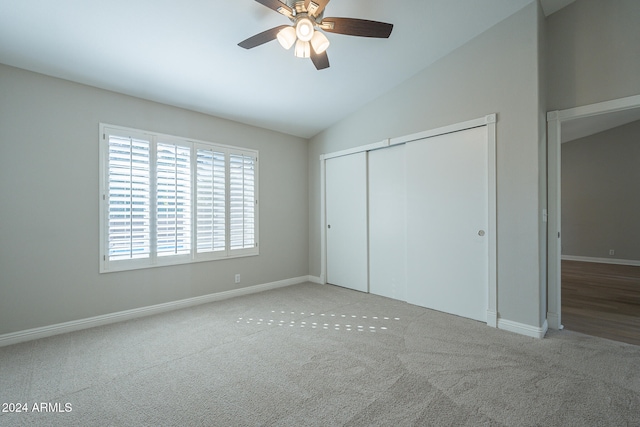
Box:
547, 94, 640, 345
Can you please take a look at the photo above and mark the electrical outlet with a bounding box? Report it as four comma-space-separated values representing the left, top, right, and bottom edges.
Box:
609, 249, 615, 256
234, 274, 241, 284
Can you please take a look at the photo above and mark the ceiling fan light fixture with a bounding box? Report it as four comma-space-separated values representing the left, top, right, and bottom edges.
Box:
310, 31, 330, 54
295, 17, 314, 42
294, 39, 311, 58
277, 26, 297, 50
238, 0, 394, 71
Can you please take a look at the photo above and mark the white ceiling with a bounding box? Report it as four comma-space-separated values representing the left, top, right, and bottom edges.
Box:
0, 0, 571, 138
562, 107, 640, 143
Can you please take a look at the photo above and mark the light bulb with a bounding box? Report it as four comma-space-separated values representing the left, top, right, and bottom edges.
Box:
277, 26, 296, 50
296, 18, 314, 42
310, 31, 330, 54
294, 40, 310, 58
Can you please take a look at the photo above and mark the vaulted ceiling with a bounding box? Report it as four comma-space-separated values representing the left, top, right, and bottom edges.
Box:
0, 0, 572, 138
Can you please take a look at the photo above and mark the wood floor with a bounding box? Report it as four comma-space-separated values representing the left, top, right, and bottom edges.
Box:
562, 260, 640, 346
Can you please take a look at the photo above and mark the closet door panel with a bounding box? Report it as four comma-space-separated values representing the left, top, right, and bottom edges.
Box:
325, 152, 368, 292
405, 126, 489, 322
369, 145, 406, 300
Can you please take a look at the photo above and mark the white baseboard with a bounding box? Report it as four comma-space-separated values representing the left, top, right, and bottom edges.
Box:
562, 255, 640, 267
307, 275, 324, 284
498, 318, 548, 339
0, 276, 312, 348
486, 310, 498, 328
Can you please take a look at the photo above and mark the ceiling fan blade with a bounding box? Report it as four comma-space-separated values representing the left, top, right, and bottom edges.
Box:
304, 0, 330, 18
254, 0, 293, 17
320, 17, 393, 38
310, 46, 330, 70
238, 25, 289, 49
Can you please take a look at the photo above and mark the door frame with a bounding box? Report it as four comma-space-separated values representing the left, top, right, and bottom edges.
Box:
320, 114, 497, 327
546, 94, 640, 330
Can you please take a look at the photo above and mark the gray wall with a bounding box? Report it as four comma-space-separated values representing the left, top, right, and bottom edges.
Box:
309, 3, 546, 329
561, 119, 640, 261
0, 64, 309, 335
546, 0, 640, 111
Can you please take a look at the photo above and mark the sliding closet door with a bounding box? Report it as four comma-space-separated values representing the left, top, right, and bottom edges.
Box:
369, 145, 406, 300
325, 152, 368, 292
406, 126, 489, 322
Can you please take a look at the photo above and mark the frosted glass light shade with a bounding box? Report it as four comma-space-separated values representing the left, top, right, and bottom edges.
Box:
294, 40, 310, 58
277, 26, 296, 50
310, 31, 330, 54
296, 18, 314, 42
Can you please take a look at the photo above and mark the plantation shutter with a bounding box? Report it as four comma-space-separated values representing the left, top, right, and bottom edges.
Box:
196, 148, 226, 253
229, 152, 256, 251
107, 134, 151, 261
156, 142, 191, 257
100, 124, 258, 272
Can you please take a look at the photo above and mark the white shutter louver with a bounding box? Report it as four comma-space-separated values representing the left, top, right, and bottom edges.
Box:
196, 149, 226, 253
156, 142, 191, 257
107, 134, 151, 261
229, 153, 256, 251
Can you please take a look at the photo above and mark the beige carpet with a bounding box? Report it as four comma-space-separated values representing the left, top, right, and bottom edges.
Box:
1, 283, 639, 426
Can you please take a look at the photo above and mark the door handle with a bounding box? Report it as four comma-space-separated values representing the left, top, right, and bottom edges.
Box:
478, 230, 485, 236
328, 224, 331, 229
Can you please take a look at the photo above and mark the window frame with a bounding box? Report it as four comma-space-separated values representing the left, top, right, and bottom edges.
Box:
99, 123, 259, 273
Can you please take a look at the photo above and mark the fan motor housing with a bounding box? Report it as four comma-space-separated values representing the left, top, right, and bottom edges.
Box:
290, 1, 324, 21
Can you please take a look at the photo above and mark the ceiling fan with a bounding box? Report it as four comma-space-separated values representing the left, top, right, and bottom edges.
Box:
238, 0, 394, 70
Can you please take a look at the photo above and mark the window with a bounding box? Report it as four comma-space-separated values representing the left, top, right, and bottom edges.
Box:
99, 124, 258, 272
